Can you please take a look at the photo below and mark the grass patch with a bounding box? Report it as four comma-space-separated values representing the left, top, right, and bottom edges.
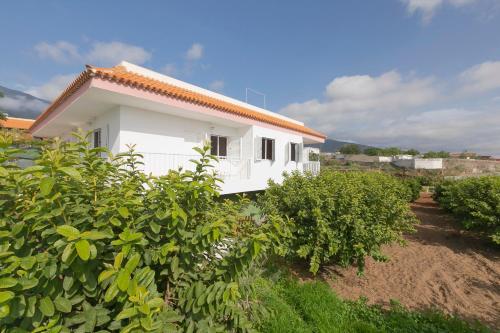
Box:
258, 276, 494, 333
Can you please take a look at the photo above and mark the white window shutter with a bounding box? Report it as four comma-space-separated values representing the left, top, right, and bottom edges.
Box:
228, 137, 241, 159
272, 140, 276, 161
255, 136, 262, 161
299, 143, 304, 163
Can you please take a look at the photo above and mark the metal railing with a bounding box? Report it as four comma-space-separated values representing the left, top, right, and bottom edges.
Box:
303, 161, 320, 175
137, 152, 251, 180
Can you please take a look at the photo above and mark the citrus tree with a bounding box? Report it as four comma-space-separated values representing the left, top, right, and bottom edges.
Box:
259, 171, 417, 274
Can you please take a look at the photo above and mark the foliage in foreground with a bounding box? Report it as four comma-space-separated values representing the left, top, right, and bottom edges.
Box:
434, 176, 500, 244
0, 132, 286, 332
259, 171, 417, 274
257, 276, 493, 333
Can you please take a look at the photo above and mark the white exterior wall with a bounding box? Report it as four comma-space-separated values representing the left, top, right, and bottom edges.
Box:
414, 158, 443, 169
393, 158, 443, 169
250, 125, 304, 190
55, 105, 317, 193
75, 105, 314, 194
113, 106, 307, 193
59, 107, 121, 154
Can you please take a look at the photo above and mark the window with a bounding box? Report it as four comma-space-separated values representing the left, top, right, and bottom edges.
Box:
290, 143, 299, 162
261, 137, 275, 160
210, 135, 227, 157
93, 129, 101, 148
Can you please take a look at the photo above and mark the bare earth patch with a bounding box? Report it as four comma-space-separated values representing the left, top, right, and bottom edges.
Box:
324, 193, 500, 329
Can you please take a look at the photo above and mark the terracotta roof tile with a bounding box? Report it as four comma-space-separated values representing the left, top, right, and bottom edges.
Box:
31, 65, 326, 140
1, 117, 35, 130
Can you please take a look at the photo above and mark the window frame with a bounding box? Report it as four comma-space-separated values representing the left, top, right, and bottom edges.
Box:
93, 128, 101, 148
290, 142, 299, 162
261, 137, 275, 161
210, 135, 228, 158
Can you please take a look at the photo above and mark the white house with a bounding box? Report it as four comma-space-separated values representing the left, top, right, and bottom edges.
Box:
29, 62, 326, 194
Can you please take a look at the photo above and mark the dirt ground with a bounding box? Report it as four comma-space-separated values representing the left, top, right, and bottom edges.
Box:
324, 193, 500, 329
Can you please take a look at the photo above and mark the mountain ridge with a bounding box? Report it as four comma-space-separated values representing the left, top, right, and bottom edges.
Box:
0, 85, 48, 119
307, 139, 374, 153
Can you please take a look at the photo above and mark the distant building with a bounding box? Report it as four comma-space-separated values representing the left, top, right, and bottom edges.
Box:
449, 152, 477, 159
393, 158, 443, 170
0, 117, 35, 130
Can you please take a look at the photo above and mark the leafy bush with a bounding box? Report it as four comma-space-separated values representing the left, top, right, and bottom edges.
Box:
434, 177, 500, 244
401, 178, 421, 202
339, 144, 361, 155
0, 131, 285, 332
259, 171, 417, 274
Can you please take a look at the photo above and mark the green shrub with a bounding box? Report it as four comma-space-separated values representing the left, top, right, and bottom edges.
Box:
259, 171, 417, 274
434, 177, 500, 244
0, 131, 285, 332
401, 178, 421, 202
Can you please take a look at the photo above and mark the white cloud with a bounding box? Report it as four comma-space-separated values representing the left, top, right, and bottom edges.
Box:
86, 42, 151, 65
459, 61, 500, 94
34, 41, 80, 63
208, 80, 224, 92
26, 74, 76, 101
161, 63, 177, 76
0, 96, 48, 117
186, 43, 203, 61
282, 70, 437, 129
402, 0, 479, 23
34, 41, 151, 66
280, 65, 500, 155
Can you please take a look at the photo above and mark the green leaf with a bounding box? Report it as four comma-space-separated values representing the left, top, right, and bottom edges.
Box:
56, 225, 80, 240
161, 310, 183, 323
138, 303, 150, 315
80, 230, 110, 240
18, 277, 38, 290
104, 282, 119, 302
124, 253, 141, 273
110, 217, 122, 226
114, 252, 124, 270
54, 296, 72, 313
0, 277, 17, 289
116, 307, 137, 320
62, 243, 74, 263
147, 298, 164, 308
0, 291, 14, 303
39, 296, 55, 317
117, 207, 130, 219
40, 177, 55, 196
98, 270, 115, 283
0, 304, 9, 318
75, 240, 90, 261
58, 167, 82, 181
150, 221, 161, 234
116, 270, 130, 292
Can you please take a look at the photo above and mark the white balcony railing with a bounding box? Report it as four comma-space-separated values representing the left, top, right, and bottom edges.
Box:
137, 152, 251, 180
303, 161, 320, 175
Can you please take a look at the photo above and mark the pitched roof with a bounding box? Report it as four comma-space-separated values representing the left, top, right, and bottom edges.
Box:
30, 65, 326, 140
1, 117, 35, 130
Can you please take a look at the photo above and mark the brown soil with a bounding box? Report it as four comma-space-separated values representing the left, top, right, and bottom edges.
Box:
324, 193, 500, 329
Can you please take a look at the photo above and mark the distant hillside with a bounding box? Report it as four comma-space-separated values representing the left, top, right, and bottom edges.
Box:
307, 139, 374, 153
0, 85, 48, 119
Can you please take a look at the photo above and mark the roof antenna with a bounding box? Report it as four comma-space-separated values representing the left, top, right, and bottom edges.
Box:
245, 88, 266, 109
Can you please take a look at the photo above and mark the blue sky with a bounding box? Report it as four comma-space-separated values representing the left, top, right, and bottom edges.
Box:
1, 0, 500, 154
